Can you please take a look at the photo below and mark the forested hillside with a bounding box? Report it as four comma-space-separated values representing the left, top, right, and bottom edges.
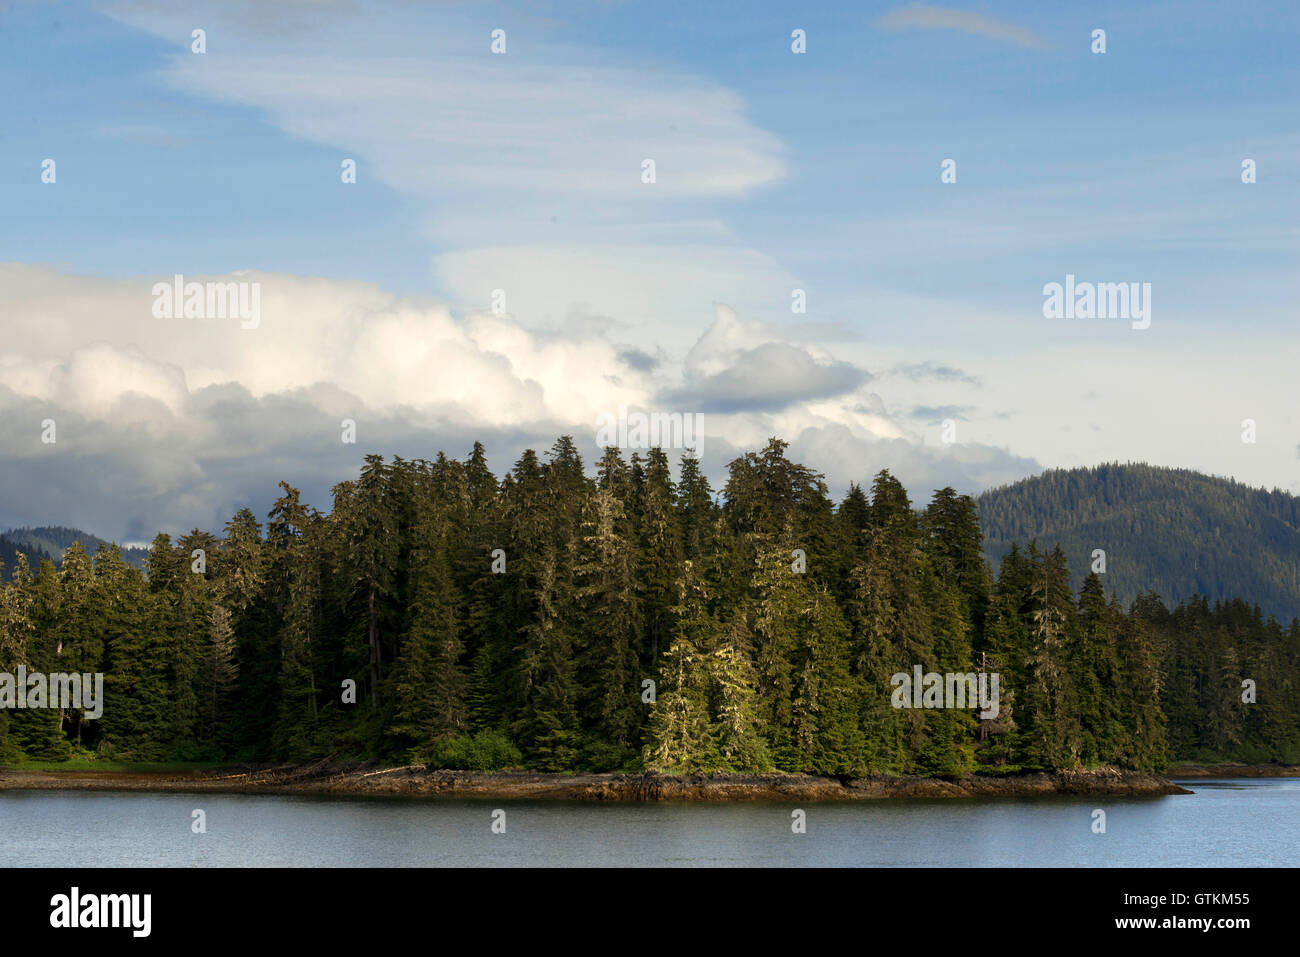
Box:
0, 527, 148, 580
2, 440, 1297, 773
978, 464, 1300, 623
0, 537, 43, 585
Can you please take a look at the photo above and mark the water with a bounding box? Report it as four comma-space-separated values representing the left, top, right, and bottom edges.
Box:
1, 778, 1295, 866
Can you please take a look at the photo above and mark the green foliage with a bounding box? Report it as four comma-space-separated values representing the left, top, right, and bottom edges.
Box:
3, 440, 1296, 776
979, 463, 1300, 622
420, 730, 523, 770
0, 526, 149, 579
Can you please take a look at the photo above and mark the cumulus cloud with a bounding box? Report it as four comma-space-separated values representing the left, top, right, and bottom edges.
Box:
0, 343, 191, 421
0, 264, 648, 429
663, 306, 869, 413
670, 341, 867, 414
0, 267, 1036, 538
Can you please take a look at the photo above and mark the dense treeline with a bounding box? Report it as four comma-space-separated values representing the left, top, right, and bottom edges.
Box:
979, 463, 1300, 623
2, 438, 1298, 773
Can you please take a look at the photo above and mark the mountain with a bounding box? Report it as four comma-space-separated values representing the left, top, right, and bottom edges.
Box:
976, 463, 1300, 623
0, 535, 45, 580
0, 525, 149, 578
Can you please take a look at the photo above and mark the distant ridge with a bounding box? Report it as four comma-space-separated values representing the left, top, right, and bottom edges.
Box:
0, 525, 149, 578
0, 535, 44, 580
976, 463, 1300, 622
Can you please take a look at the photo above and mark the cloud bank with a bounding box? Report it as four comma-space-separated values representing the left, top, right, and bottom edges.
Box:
0, 265, 1035, 539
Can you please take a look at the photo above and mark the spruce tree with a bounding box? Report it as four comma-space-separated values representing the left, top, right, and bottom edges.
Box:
574, 486, 643, 767
645, 560, 719, 772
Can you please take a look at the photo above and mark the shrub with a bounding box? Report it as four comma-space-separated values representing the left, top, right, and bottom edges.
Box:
421, 730, 522, 771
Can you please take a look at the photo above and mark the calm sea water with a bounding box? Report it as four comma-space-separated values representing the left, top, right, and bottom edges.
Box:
1, 778, 1295, 866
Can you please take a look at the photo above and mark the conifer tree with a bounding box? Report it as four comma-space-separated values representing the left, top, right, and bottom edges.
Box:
199, 601, 238, 743
1022, 545, 1082, 768
645, 560, 719, 772
147, 533, 204, 751
335, 456, 398, 705
273, 509, 327, 758
96, 545, 171, 759
639, 447, 682, 668
511, 543, 581, 770
459, 442, 506, 730
708, 607, 771, 771
5, 432, 1293, 774
575, 486, 642, 766
676, 451, 715, 562
848, 471, 931, 771
0, 555, 41, 758
1073, 573, 1123, 765
387, 515, 467, 753
1116, 596, 1167, 770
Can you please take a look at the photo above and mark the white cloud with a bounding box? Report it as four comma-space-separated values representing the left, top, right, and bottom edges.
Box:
666, 304, 870, 412
877, 5, 1049, 49
158, 55, 785, 203
98, 0, 792, 335
432, 242, 798, 339
3, 5, 1065, 535
0, 265, 647, 431
0, 265, 1041, 537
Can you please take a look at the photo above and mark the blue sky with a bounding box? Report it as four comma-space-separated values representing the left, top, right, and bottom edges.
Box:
1, 0, 1298, 539
6, 0, 1298, 314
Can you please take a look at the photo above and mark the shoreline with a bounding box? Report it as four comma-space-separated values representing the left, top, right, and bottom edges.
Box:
1165, 764, 1300, 778
0, 764, 1193, 800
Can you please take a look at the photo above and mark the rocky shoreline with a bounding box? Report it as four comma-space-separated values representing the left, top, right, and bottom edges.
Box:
1166, 763, 1300, 778
0, 763, 1191, 800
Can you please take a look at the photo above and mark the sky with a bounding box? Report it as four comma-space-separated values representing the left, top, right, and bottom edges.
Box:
1, 0, 1298, 542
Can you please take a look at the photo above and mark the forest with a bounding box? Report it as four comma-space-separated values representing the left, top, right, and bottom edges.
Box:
1, 437, 1297, 775
978, 462, 1300, 622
